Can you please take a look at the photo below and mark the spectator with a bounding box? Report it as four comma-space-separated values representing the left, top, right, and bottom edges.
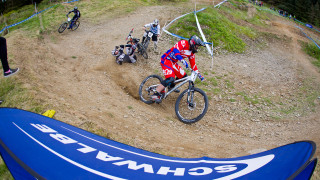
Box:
0, 36, 19, 77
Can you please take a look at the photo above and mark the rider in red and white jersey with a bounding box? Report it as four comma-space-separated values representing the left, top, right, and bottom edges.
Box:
151, 35, 205, 103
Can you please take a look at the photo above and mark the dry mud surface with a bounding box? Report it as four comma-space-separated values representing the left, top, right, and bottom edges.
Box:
7, 4, 320, 162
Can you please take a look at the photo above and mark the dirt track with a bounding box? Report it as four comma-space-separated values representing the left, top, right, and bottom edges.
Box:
6, 3, 320, 163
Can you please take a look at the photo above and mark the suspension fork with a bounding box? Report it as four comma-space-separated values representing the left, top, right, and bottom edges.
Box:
187, 81, 195, 106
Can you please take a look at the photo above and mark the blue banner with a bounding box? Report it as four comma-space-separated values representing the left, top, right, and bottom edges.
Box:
0, 108, 317, 179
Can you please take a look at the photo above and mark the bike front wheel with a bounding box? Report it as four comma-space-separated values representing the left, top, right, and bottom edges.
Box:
58, 22, 68, 33
71, 21, 80, 31
138, 43, 148, 59
143, 38, 150, 51
175, 88, 208, 124
139, 75, 163, 104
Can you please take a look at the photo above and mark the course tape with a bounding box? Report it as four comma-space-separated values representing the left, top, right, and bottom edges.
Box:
162, 8, 207, 41
162, 1, 228, 41
162, 0, 228, 58
294, 19, 320, 34
260, 7, 320, 35
296, 26, 320, 50
0, 0, 79, 34
194, 10, 213, 56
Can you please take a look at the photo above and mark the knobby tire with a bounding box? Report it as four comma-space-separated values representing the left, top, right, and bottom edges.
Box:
138, 43, 148, 59
175, 88, 208, 124
71, 21, 80, 31
139, 75, 163, 104
143, 38, 150, 51
58, 22, 68, 33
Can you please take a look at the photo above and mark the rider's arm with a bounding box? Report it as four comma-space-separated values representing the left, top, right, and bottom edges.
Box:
172, 48, 183, 61
188, 54, 198, 72
143, 23, 151, 28
66, 10, 72, 16
188, 54, 204, 81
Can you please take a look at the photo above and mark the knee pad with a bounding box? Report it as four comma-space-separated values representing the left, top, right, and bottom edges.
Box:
161, 77, 175, 87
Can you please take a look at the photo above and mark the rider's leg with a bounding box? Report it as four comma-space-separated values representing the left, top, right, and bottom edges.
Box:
151, 60, 175, 102
168, 63, 187, 93
152, 35, 158, 51
69, 16, 77, 29
128, 55, 136, 63
142, 32, 147, 43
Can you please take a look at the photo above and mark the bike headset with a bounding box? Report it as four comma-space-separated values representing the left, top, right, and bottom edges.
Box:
189, 35, 205, 53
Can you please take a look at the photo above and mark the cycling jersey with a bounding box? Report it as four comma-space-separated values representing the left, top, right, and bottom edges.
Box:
144, 23, 160, 35
69, 9, 81, 18
160, 40, 199, 79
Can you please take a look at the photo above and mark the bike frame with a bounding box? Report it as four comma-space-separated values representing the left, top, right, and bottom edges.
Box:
163, 70, 198, 99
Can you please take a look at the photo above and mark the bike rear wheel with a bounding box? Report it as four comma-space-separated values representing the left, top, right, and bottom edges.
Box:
175, 88, 208, 124
139, 75, 163, 104
58, 22, 68, 33
71, 21, 80, 31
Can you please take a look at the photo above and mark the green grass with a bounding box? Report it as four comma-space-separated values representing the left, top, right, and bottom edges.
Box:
0, 159, 13, 180
1, 0, 155, 36
0, 77, 45, 113
168, 6, 257, 53
301, 41, 320, 69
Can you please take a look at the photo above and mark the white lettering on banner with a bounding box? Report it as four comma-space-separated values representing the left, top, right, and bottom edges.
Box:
31, 124, 57, 133
50, 133, 78, 144
188, 167, 213, 176
25, 123, 275, 179
157, 167, 185, 176
96, 151, 124, 162
215, 165, 237, 173
113, 160, 154, 173
77, 143, 97, 153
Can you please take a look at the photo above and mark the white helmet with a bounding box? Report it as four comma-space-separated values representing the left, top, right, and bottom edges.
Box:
153, 19, 159, 26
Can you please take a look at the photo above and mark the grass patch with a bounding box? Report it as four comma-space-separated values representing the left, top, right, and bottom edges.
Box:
168, 6, 257, 53
300, 41, 320, 70
1, 0, 152, 36
0, 158, 13, 180
236, 91, 261, 105
0, 77, 45, 113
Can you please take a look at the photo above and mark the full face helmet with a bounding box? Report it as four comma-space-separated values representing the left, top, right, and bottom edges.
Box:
74, 6, 78, 11
189, 35, 205, 53
153, 19, 159, 27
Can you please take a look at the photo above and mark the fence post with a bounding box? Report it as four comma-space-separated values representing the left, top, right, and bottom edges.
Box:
35, 3, 44, 31
35, 2, 37, 16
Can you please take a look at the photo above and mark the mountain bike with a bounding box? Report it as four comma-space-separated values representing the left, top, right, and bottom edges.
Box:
139, 69, 208, 124
58, 15, 80, 33
142, 30, 154, 52
127, 29, 148, 59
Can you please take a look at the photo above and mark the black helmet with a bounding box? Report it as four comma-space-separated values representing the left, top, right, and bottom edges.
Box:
189, 35, 205, 53
74, 6, 78, 10
132, 38, 139, 43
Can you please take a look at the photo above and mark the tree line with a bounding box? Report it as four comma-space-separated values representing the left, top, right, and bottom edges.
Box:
0, 0, 44, 14
263, 0, 320, 27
